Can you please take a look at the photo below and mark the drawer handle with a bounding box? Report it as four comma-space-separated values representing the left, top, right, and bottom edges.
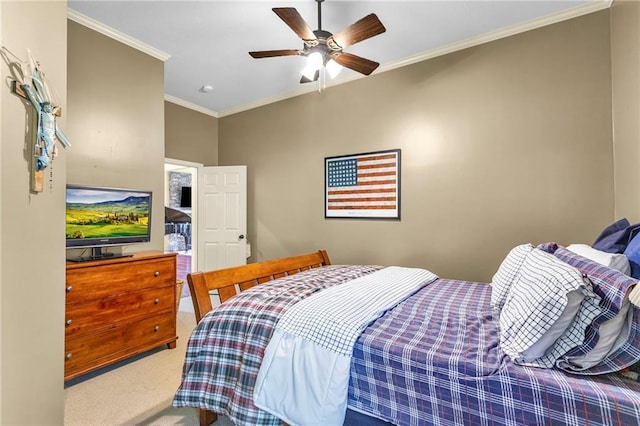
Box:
66, 286, 73, 292
154, 271, 160, 277
66, 353, 73, 360
154, 298, 160, 304
154, 325, 160, 332
66, 319, 73, 326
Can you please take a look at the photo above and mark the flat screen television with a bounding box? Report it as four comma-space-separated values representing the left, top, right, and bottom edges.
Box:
66, 184, 152, 262
180, 186, 191, 208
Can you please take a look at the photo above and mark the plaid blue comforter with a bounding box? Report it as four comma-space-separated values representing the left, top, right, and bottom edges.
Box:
349, 278, 640, 426
174, 266, 640, 426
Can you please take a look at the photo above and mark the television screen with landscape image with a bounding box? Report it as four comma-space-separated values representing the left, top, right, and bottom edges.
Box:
66, 185, 152, 249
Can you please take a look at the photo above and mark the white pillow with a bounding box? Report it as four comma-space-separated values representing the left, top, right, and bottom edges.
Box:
499, 249, 590, 364
519, 289, 584, 361
566, 243, 630, 275
491, 243, 533, 316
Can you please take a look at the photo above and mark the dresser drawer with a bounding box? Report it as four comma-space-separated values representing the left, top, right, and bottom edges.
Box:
65, 285, 175, 339
66, 257, 175, 303
63, 252, 178, 382
64, 311, 176, 377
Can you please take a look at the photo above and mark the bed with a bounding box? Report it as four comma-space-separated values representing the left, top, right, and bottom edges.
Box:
173, 247, 640, 426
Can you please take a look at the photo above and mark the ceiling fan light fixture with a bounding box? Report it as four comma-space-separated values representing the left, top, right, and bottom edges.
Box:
307, 51, 323, 70
302, 51, 323, 80
325, 59, 342, 78
301, 64, 318, 80
250, 1, 386, 84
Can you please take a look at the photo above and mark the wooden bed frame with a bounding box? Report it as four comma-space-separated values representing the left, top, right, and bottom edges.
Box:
186, 249, 331, 425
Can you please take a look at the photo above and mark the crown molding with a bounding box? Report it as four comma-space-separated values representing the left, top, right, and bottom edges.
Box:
219, 0, 612, 117
379, 0, 612, 75
164, 95, 220, 118
68, 1, 612, 117
67, 9, 170, 62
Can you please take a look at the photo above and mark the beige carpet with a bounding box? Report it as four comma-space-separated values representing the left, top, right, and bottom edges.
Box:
64, 297, 234, 426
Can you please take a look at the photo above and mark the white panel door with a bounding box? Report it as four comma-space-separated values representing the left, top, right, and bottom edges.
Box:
196, 165, 247, 272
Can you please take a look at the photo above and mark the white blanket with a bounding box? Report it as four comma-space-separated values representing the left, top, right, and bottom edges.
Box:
253, 266, 438, 426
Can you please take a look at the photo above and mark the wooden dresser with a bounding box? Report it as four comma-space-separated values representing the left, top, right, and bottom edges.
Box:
65, 251, 178, 381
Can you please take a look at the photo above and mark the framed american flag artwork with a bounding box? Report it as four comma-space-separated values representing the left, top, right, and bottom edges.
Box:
324, 149, 401, 219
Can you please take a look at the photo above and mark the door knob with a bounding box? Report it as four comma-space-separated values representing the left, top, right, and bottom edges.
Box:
239, 234, 245, 240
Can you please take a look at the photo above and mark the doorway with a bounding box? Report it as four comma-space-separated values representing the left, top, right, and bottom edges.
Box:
164, 158, 201, 298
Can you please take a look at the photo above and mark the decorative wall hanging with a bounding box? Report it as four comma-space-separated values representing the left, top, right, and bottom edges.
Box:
3, 47, 71, 193
324, 149, 400, 219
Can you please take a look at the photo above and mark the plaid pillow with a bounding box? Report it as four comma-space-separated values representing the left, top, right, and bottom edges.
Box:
551, 246, 640, 374
499, 248, 598, 367
582, 308, 640, 375
490, 243, 533, 317
520, 288, 599, 365
538, 242, 558, 254
557, 299, 632, 371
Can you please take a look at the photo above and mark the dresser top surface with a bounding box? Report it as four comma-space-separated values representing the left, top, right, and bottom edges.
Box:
66, 251, 177, 270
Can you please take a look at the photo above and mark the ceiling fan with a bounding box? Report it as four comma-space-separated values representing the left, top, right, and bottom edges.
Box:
249, 0, 386, 84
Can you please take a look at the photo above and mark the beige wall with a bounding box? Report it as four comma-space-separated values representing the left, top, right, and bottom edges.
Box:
611, 0, 640, 222
1, 1, 67, 423
0, 1, 3, 415
0, 3, 631, 421
67, 21, 165, 254
165, 101, 218, 166
220, 10, 614, 282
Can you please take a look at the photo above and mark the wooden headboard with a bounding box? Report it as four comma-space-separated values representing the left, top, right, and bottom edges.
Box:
187, 250, 331, 323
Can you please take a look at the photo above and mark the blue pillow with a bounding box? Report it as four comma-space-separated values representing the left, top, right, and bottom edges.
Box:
624, 233, 640, 279
593, 219, 640, 254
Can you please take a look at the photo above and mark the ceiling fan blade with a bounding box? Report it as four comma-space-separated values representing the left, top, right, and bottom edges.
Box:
300, 70, 320, 84
273, 7, 317, 42
332, 52, 380, 76
249, 49, 300, 59
329, 13, 386, 49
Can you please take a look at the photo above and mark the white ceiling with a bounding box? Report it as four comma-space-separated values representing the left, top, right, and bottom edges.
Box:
67, 1, 609, 117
